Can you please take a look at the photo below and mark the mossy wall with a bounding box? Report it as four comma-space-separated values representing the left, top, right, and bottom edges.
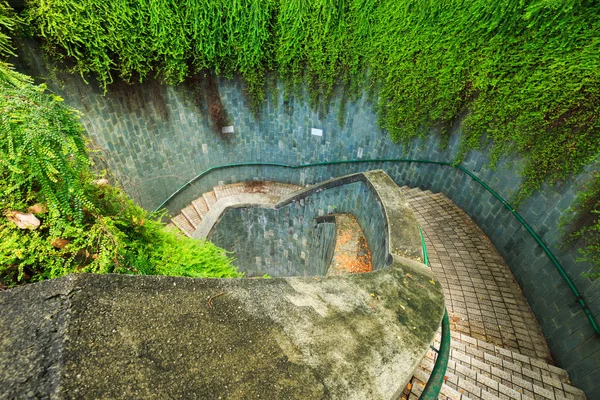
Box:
12, 39, 600, 397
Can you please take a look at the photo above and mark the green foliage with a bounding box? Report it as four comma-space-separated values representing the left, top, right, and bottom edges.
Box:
0, 64, 239, 287
24, 0, 275, 96
16, 0, 600, 273
563, 171, 600, 279
25, 0, 600, 195
0, 65, 92, 222
0, 0, 17, 58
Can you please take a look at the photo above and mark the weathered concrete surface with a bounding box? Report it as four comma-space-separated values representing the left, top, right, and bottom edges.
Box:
1, 265, 444, 399
363, 171, 423, 264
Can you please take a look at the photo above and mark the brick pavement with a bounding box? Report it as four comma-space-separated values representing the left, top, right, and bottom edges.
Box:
401, 187, 551, 362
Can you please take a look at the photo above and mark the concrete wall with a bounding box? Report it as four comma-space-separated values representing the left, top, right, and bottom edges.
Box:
208, 180, 386, 277
12, 39, 600, 397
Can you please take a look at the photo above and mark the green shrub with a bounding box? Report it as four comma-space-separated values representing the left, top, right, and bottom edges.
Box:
0, 64, 239, 286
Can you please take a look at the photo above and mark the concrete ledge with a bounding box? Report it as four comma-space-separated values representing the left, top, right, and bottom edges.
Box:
1, 265, 444, 399
208, 170, 425, 272
0, 170, 444, 399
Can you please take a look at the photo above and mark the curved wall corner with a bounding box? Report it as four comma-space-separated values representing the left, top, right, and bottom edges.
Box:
12, 38, 600, 397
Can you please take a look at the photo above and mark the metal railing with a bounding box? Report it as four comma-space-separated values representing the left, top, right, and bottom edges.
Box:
419, 226, 450, 399
154, 158, 600, 336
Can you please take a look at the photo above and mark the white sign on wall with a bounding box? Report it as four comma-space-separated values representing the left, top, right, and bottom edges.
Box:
311, 128, 323, 137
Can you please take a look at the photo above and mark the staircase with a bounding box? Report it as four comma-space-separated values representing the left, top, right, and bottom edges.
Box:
167, 181, 303, 238
166, 178, 587, 400
399, 187, 586, 400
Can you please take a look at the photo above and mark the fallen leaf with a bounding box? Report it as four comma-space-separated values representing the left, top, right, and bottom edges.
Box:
5, 211, 40, 230
51, 238, 70, 249
92, 178, 109, 186
28, 203, 48, 214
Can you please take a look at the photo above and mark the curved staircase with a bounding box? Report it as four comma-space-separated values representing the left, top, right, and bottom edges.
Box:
166, 179, 587, 400
167, 181, 303, 238
399, 187, 586, 400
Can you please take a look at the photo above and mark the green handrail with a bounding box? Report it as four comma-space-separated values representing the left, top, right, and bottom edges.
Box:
153, 158, 600, 336
454, 164, 600, 336
419, 226, 451, 399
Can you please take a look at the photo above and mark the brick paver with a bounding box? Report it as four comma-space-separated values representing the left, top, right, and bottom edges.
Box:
401, 188, 551, 362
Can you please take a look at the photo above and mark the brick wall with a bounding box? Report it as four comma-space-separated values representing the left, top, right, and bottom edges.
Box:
12, 38, 600, 398
208, 180, 386, 277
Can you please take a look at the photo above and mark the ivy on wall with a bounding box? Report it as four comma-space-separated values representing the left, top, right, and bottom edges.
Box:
24, 0, 600, 198
563, 172, 600, 278
3, 0, 600, 274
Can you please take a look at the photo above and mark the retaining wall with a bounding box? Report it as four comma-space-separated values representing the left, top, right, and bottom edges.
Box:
12, 38, 600, 397
208, 178, 386, 277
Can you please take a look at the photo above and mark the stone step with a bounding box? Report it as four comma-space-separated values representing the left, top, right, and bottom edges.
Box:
213, 181, 303, 201
268, 182, 304, 196
400, 187, 435, 200
441, 332, 569, 383
441, 344, 575, 396
417, 356, 518, 400
403, 371, 471, 400
171, 214, 195, 237
417, 348, 586, 400
181, 204, 202, 229
170, 180, 304, 239
203, 190, 217, 209
213, 182, 245, 200
192, 196, 210, 217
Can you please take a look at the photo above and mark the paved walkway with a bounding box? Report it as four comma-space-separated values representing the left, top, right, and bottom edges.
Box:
401, 187, 552, 363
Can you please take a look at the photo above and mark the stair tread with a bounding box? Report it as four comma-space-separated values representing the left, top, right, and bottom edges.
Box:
192, 197, 209, 216
212, 181, 303, 202
181, 204, 202, 228
171, 214, 195, 237
203, 191, 217, 209
419, 349, 585, 400
213, 183, 245, 199
440, 332, 568, 381
443, 344, 571, 390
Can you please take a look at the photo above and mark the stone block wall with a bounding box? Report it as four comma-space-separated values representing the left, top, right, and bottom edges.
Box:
208, 179, 387, 277
12, 38, 600, 397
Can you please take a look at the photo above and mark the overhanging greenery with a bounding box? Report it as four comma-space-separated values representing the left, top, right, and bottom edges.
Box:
2, 0, 600, 275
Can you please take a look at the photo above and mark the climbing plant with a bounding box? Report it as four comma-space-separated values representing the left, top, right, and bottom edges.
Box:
0, 0, 16, 57
563, 171, 600, 279
10, 0, 600, 272
24, 0, 600, 196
